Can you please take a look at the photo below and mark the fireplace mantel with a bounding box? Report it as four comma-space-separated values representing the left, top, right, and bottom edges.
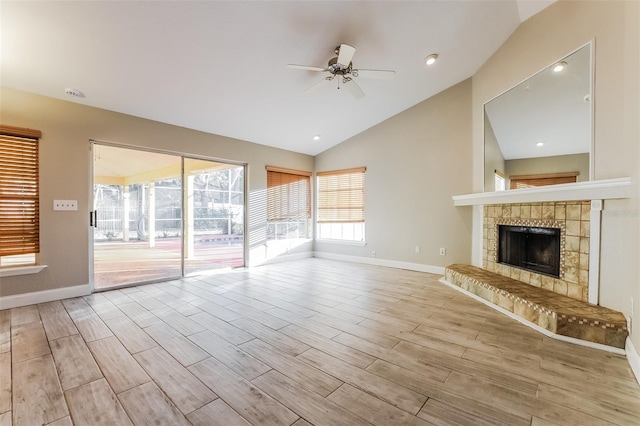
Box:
452, 177, 631, 206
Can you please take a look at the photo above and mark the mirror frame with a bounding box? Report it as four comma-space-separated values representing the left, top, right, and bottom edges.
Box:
483, 41, 595, 192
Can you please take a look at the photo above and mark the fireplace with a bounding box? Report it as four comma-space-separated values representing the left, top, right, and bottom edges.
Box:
484, 202, 590, 301
498, 225, 561, 277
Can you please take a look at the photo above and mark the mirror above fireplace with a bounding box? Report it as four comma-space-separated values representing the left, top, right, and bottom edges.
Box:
484, 43, 593, 192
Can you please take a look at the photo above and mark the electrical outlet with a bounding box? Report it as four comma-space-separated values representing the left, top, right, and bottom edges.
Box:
371, 251, 376, 258
439, 247, 446, 256
415, 245, 420, 254
53, 200, 78, 211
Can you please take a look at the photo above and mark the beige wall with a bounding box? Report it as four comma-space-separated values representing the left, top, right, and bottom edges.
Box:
0, 87, 314, 297
472, 0, 640, 348
505, 153, 590, 183
314, 79, 473, 268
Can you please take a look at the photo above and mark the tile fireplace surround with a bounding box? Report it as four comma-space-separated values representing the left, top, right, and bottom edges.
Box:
483, 201, 590, 302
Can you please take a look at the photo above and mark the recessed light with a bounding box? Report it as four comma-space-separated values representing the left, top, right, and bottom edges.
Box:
313, 135, 321, 141
425, 54, 438, 66
536, 142, 545, 147
552, 61, 567, 73
65, 87, 85, 97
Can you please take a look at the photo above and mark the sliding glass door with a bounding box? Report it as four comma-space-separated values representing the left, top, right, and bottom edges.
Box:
183, 158, 245, 276
91, 143, 245, 290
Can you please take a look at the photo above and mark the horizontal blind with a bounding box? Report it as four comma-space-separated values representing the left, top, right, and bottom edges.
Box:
317, 167, 366, 223
510, 172, 578, 189
0, 127, 41, 257
266, 167, 311, 221
511, 175, 577, 189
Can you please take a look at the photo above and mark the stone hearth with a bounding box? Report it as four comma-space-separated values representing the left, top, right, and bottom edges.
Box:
445, 264, 628, 349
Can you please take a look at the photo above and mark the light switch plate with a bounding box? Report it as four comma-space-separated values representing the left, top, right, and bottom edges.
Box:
53, 200, 78, 211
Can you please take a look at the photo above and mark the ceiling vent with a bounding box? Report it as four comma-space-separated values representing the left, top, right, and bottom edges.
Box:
65, 87, 85, 98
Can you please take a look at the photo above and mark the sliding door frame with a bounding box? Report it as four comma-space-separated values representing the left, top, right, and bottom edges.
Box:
89, 139, 248, 293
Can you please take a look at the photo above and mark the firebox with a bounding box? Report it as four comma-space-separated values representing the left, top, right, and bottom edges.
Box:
497, 225, 561, 277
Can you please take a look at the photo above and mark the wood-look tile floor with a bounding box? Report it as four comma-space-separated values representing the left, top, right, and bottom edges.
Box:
2, 258, 640, 426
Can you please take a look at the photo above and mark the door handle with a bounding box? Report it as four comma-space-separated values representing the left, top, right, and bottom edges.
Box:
89, 210, 98, 227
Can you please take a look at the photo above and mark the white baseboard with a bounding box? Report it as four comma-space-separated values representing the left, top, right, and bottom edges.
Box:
313, 251, 445, 275
626, 337, 640, 386
0, 283, 91, 310
438, 277, 626, 356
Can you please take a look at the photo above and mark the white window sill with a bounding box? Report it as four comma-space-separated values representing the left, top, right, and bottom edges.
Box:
266, 238, 313, 244
0, 265, 47, 278
315, 239, 367, 247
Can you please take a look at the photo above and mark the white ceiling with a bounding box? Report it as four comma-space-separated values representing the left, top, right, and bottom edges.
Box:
1, 1, 554, 156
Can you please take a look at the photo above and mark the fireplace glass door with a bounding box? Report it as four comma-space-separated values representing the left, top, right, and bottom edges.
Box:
498, 225, 561, 277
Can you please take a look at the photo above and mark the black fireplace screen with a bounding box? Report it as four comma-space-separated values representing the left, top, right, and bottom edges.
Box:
497, 225, 561, 277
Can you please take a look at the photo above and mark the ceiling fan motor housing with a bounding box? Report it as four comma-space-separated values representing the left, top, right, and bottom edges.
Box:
327, 57, 353, 75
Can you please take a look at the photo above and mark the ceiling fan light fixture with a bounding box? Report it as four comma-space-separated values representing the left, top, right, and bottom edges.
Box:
425, 54, 438, 66
552, 61, 567, 73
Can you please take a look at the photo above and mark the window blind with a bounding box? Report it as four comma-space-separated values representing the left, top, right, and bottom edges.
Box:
317, 167, 366, 223
266, 166, 311, 221
0, 126, 41, 257
510, 172, 578, 189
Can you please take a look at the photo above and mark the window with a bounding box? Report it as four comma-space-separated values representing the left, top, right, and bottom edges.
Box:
494, 170, 506, 192
317, 167, 366, 242
266, 166, 311, 240
0, 125, 41, 268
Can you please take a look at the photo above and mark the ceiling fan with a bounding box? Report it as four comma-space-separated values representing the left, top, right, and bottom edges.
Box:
287, 44, 396, 99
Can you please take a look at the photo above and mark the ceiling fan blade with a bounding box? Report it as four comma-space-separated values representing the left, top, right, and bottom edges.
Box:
287, 64, 327, 72
343, 78, 365, 99
304, 77, 332, 94
354, 69, 396, 80
337, 44, 356, 66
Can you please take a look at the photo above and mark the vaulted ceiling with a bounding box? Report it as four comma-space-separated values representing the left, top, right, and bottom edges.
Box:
1, 1, 553, 156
